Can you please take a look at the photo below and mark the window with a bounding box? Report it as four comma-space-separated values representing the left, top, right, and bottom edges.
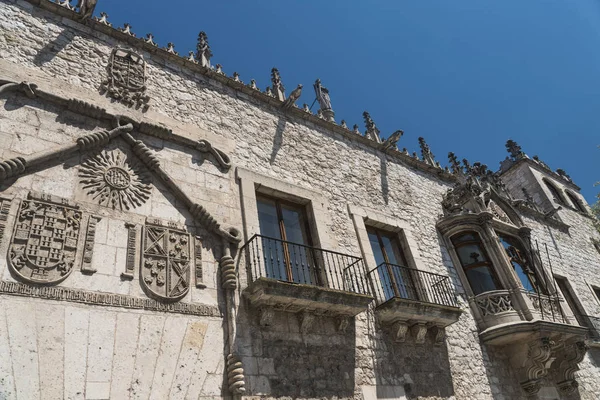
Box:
256, 195, 316, 284
543, 179, 566, 206
565, 191, 586, 213
367, 227, 416, 301
555, 276, 586, 326
451, 232, 502, 295
593, 286, 600, 303
497, 234, 545, 294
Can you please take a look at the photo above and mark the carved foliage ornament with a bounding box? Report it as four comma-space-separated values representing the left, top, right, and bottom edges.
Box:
141, 220, 191, 301
100, 47, 150, 109
79, 149, 151, 211
9, 197, 81, 284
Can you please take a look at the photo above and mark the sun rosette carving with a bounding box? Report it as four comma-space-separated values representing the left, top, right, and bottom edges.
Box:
79, 150, 151, 211
8, 196, 82, 284
141, 219, 191, 301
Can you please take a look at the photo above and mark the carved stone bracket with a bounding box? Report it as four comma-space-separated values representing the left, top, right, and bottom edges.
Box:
411, 323, 428, 344
258, 307, 274, 327
337, 316, 350, 333
298, 311, 316, 334
555, 341, 588, 395
393, 321, 410, 342
432, 326, 446, 346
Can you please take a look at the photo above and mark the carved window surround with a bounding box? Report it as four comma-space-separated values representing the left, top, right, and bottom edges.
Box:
349, 205, 461, 343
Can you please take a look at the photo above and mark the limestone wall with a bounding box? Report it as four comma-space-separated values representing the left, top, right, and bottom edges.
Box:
0, 1, 599, 400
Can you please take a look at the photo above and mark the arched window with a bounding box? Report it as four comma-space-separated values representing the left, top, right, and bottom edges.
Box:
565, 191, 586, 214
543, 179, 566, 206
497, 234, 545, 294
451, 232, 502, 295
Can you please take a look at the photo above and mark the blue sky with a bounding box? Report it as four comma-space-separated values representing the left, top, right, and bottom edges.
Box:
96, 1, 600, 203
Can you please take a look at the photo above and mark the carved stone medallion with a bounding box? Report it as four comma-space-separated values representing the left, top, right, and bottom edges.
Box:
141, 219, 191, 301
8, 196, 82, 284
100, 47, 150, 108
79, 149, 151, 211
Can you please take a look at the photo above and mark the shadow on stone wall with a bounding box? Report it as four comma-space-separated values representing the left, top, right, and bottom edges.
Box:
241, 308, 357, 398
372, 323, 455, 399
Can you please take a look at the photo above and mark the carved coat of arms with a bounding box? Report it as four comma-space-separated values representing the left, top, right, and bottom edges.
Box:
141, 220, 191, 301
100, 47, 150, 108
9, 198, 81, 284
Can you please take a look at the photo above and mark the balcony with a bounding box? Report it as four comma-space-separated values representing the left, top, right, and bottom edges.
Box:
241, 235, 373, 328
367, 262, 462, 344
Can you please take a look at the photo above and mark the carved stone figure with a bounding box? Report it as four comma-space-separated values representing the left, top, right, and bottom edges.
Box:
381, 130, 403, 151
79, 149, 151, 211
196, 31, 212, 68
76, 0, 97, 20
100, 47, 150, 108
141, 219, 191, 301
271, 68, 285, 101
282, 84, 302, 110
8, 194, 82, 284
313, 79, 334, 122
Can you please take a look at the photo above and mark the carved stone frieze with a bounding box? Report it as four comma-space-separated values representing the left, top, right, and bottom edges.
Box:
100, 47, 150, 109
194, 236, 205, 288
79, 149, 151, 211
81, 215, 101, 274
141, 218, 191, 301
8, 193, 82, 284
121, 222, 137, 280
0, 280, 220, 317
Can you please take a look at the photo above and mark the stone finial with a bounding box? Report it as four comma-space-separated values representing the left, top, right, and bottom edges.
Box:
363, 111, 381, 143
94, 12, 111, 26
58, 0, 74, 10
165, 42, 178, 55
187, 51, 198, 63
462, 159, 472, 174
381, 130, 403, 151
302, 103, 311, 113
144, 33, 157, 47
506, 139, 525, 159
314, 79, 334, 122
232, 72, 242, 83
249, 79, 258, 90
264, 86, 274, 97
353, 124, 361, 135
532, 155, 551, 170
556, 168, 571, 181
215, 64, 224, 75
341, 120, 347, 129
119, 23, 136, 37
418, 137, 435, 166
271, 68, 285, 101
76, 0, 97, 20
316, 109, 324, 119
196, 31, 212, 68
448, 152, 462, 174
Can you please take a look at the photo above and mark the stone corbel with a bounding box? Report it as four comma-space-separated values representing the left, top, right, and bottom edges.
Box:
298, 311, 316, 334
513, 337, 558, 397
411, 323, 428, 344
337, 316, 350, 333
431, 326, 446, 346
258, 307, 274, 327
392, 321, 410, 342
555, 341, 588, 395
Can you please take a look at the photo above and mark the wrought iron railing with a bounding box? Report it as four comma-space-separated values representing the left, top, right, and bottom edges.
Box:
367, 262, 458, 308
575, 314, 600, 341
524, 291, 568, 324
241, 234, 370, 295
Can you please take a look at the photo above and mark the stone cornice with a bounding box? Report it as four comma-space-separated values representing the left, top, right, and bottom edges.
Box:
20, 0, 457, 185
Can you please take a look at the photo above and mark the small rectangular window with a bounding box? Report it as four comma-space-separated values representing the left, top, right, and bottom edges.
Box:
555, 276, 586, 326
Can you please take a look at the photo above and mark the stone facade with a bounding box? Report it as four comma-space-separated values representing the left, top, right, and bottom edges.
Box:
0, 1, 599, 399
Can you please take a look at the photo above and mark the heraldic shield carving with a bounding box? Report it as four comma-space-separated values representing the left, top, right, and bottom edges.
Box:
8, 196, 82, 284
100, 47, 150, 108
141, 220, 191, 301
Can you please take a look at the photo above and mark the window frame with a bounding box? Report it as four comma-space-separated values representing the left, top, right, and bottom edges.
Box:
496, 232, 546, 295
565, 190, 587, 214
542, 178, 567, 206
450, 231, 504, 295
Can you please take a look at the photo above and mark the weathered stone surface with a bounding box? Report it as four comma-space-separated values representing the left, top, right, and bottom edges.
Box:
0, 1, 599, 399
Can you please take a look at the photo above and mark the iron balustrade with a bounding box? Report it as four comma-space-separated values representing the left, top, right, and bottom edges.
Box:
367, 262, 458, 308
241, 234, 369, 295
524, 291, 568, 324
